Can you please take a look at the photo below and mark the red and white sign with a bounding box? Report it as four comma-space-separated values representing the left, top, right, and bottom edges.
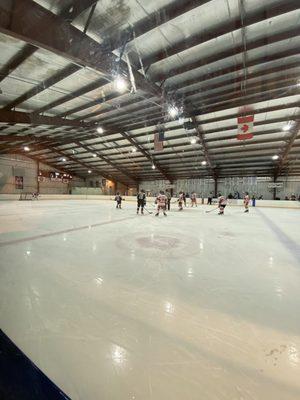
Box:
237, 115, 254, 140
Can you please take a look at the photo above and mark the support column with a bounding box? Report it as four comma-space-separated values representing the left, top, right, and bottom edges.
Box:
214, 176, 218, 197
36, 160, 40, 193
273, 175, 277, 200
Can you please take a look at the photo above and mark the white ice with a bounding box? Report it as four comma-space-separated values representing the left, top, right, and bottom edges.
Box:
0, 200, 300, 400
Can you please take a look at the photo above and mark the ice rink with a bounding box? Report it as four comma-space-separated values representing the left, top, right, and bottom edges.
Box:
0, 199, 300, 400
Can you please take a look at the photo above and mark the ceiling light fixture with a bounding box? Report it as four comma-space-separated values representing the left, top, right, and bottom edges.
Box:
201, 160, 207, 166
93, 153, 97, 158
168, 105, 179, 118
152, 164, 156, 170
97, 126, 104, 134
272, 155, 279, 160
88, 170, 92, 174
114, 75, 127, 93
131, 147, 137, 153
23, 146, 30, 151
190, 137, 197, 145
282, 122, 293, 131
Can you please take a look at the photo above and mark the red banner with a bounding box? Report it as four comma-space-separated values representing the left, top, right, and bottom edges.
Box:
237, 115, 254, 140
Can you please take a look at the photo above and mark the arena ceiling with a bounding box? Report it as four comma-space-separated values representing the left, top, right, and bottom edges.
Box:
0, 0, 299, 186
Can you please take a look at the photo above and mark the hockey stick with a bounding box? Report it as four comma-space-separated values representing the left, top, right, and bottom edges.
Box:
143, 207, 153, 215
205, 207, 219, 213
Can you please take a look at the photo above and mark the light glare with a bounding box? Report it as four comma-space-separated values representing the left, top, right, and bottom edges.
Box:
168, 105, 178, 118
114, 76, 127, 92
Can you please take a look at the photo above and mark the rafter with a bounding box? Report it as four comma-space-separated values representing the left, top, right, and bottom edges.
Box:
116, 88, 300, 133
0, 109, 93, 127
100, 0, 212, 53
3, 64, 80, 110
38, 143, 130, 186
142, 0, 299, 69
160, 27, 300, 84
0, 132, 138, 184
74, 141, 138, 183
0, 0, 96, 85
1, 104, 297, 157
0, 0, 162, 98
99, 76, 298, 128
274, 120, 300, 178
33, 77, 108, 115
59, 0, 98, 21
0, 44, 36, 83
82, 48, 300, 121
119, 130, 173, 182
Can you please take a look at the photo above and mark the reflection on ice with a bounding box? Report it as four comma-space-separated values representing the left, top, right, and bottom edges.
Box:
111, 344, 127, 366
288, 345, 299, 367
187, 267, 194, 277
164, 301, 175, 315
94, 277, 103, 286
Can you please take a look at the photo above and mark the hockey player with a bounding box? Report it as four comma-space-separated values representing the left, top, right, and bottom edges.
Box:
177, 191, 184, 211
166, 190, 172, 211
183, 192, 187, 207
137, 189, 146, 214
244, 192, 250, 213
114, 192, 122, 209
218, 193, 227, 215
191, 192, 197, 207
155, 190, 167, 217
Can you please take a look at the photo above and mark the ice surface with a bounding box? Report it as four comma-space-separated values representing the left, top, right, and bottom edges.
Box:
0, 200, 300, 400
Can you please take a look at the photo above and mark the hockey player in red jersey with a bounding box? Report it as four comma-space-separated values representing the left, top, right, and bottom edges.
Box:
218, 193, 227, 215
244, 192, 250, 213
155, 190, 167, 217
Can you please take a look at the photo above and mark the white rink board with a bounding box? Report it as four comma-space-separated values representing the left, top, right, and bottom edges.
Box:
1, 193, 300, 209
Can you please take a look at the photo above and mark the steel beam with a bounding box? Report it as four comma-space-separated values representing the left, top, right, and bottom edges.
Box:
59, 0, 98, 21
33, 77, 108, 115
0, 109, 92, 127
142, 0, 299, 68
160, 27, 300, 84
0, 0, 96, 85
0, 0, 161, 98
41, 143, 129, 185
119, 130, 173, 182
100, 0, 212, 53
80, 48, 300, 121
0, 44, 36, 83
3, 64, 80, 110
274, 120, 300, 178
74, 141, 138, 183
